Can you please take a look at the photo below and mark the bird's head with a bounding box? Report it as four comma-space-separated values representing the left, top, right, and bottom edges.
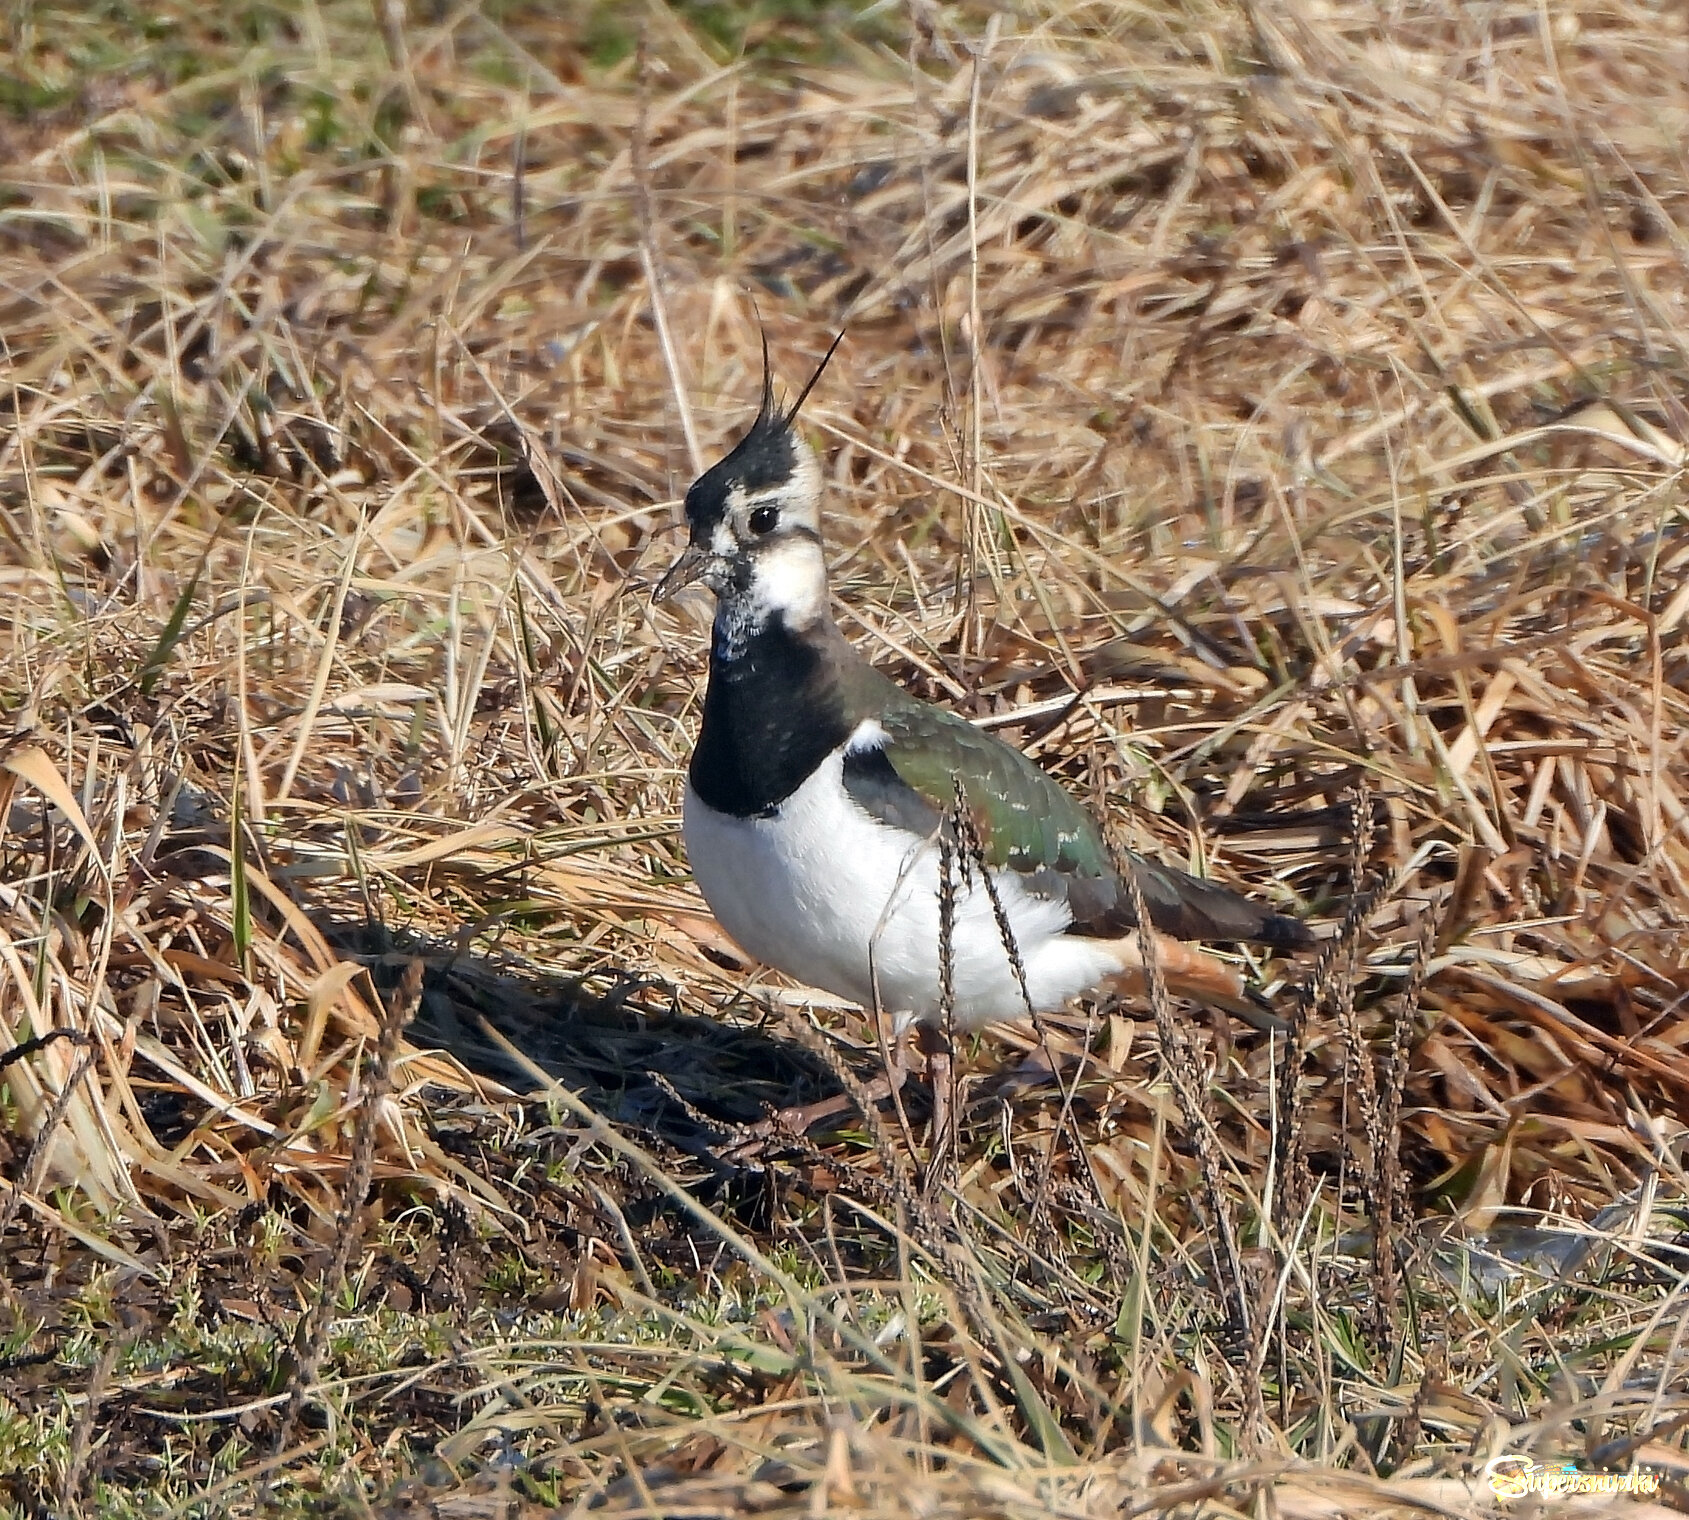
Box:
654, 334, 842, 639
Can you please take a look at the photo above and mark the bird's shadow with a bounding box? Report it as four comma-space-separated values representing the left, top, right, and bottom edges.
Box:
320, 920, 841, 1160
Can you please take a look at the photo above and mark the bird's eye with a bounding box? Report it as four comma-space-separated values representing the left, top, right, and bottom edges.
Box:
748, 505, 779, 535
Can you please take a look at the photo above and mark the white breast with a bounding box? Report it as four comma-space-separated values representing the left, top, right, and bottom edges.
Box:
682, 731, 1125, 1027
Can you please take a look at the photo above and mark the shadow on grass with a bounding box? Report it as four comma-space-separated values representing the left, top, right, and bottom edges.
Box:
320, 919, 843, 1162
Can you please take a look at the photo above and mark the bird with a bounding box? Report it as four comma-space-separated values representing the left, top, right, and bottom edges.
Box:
655, 340, 1312, 1134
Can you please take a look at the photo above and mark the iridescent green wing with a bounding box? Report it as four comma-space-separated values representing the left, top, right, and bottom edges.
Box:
839, 677, 1123, 933
840, 671, 1310, 946
856, 696, 1110, 873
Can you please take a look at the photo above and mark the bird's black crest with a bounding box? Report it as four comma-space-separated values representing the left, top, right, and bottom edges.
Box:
682, 332, 845, 533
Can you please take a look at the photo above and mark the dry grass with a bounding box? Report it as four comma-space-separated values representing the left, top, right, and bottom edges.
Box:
3, 0, 1689, 1514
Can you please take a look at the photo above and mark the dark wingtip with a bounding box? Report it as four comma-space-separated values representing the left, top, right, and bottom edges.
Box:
1256, 913, 1316, 949
1235, 987, 1291, 1036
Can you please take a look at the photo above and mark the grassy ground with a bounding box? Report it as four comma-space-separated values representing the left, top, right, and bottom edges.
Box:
3, 0, 1689, 1515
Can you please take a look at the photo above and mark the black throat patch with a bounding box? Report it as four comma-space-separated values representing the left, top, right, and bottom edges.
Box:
690, 615, 854, 819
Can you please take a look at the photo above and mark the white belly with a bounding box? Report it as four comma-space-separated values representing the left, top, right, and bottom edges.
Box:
682, 749, 1124, 1027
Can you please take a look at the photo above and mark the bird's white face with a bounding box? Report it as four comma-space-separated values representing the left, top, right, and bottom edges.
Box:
704, 437, 822, 551
655, 403, 832, 652
700, 440, 827, 633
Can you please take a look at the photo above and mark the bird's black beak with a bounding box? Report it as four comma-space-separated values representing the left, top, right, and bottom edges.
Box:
652, 542, 712, 603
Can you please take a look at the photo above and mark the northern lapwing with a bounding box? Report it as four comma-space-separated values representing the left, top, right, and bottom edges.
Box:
655, 341, 1311, 1140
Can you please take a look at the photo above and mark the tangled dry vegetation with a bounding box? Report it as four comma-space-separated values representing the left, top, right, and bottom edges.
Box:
3, 0, 1689, 1515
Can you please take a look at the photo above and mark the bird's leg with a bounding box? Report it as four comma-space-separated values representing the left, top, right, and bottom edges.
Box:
871, 1003, 921, 1157
879, 1005, 912, 1096
917, 1018, 955, 1193
921, 795, 964, 1193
